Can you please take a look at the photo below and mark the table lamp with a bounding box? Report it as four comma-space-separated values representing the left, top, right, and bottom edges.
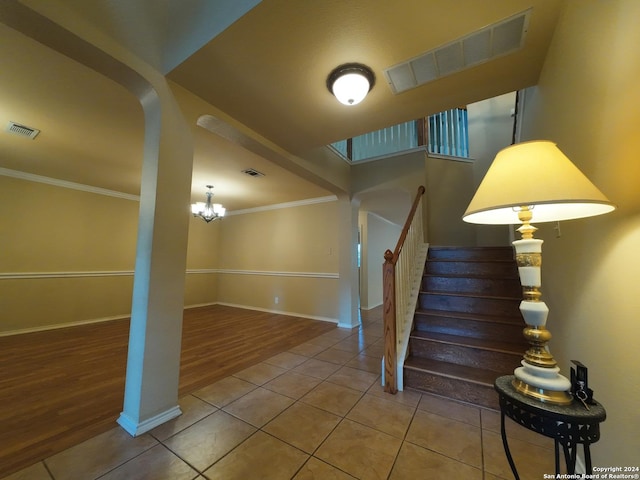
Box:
463, 140, 615, 404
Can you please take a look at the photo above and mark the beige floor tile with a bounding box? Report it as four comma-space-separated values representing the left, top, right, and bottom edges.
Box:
418, 392, 481, 427
346, 393, 415, 439
293, 457, 356, 479
361, 343, 384, 358
293, 358, 342, 379
192, 376, 256, 407
345, 354, 382, 374
150, 394, 217, 441
289, 342, 329, 357
264, 351, 309, 369
263, 371, 322, 399
331, 338, 368, 354
389, 442, 483, 480
314, 347, 357, 365
483, 429, 559, 479
203, 431, 308, 480
307, 335, 341, 348
326, 366, 379, 392
300, 382, 363, 417
163, 410, 255, 472
233, 362, 287, 385
316, 328, 354, 341
367, 384, 422, 408
99, 444, 197, 480
45, 427, 157, 480
481, 408, 555, 449
406, 409, 482, 468
3, 462, 52, 480
315, 419, 402, 479
223, 387, 294, 427
484, 473, 509, 480
264, 402, 341, 454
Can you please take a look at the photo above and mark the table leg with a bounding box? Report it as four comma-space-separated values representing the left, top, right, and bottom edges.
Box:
554, 440, 560, 475
501, 409, 519, 480
584, 444, 593, 474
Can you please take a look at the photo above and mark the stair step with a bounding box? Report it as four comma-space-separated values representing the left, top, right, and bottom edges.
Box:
422, 275, 522, 297
428, 246, 514, 261
409, 331, 523, 373
411, 331, 525, 354
414, 310, 526, 343
425, 260, 519, 278
404, 357, 500, 409
419, 292, 521, 316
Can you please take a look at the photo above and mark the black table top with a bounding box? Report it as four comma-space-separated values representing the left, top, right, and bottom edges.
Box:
495, 375, 606, 423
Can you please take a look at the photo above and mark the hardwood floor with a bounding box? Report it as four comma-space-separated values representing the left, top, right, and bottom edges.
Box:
0, 305, 336, 477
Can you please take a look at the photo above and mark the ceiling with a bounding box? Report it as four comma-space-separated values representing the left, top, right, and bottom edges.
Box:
0, 0, 566, 217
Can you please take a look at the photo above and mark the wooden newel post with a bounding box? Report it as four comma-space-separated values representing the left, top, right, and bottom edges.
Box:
383, 249, 397, 394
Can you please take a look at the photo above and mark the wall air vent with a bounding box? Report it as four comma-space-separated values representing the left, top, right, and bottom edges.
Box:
384, 9, 531, 94
6, 121, 40, 139
242, 168, 265, 177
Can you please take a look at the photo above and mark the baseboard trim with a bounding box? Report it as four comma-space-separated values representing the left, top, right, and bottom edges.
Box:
216, 302, 337, 324
0, 301, 337, 337
117, 405, 182, 437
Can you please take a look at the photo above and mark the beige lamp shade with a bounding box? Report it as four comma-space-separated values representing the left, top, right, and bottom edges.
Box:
463, 140, 615, 225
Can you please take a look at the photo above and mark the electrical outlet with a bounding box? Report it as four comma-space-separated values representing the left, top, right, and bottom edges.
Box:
274, 296, 279, 304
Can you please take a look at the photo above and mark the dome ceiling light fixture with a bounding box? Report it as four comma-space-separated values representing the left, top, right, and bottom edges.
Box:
327, 63, 375, 106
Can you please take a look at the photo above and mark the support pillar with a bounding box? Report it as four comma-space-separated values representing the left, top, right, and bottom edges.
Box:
337, 194, 360, 329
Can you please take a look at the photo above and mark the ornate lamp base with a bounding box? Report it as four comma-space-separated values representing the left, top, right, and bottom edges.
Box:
513, 362, 572, 405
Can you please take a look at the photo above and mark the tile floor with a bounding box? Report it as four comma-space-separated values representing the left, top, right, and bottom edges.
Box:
5, 316, 559, 480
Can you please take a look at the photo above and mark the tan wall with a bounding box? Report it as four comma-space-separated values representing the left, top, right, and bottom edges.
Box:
184, 217, 221, 307
467, 92, 515, 246
216, 200, 340, 320
0, 175, 223, 333
359, 211, 401, 310
0, 176, 138, 332
519, 0, 640, 465
425, 156, 476, 245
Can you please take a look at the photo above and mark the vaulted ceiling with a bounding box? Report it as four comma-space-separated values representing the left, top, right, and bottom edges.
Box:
0, 0, 566, 213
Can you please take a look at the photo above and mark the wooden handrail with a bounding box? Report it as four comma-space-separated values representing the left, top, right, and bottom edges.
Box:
391, 185, 426, 261
383, 185, 426, 393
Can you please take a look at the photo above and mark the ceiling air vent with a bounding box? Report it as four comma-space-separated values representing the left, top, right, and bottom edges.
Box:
6, 121, 40, 139
384, 9, 531, 94
242, 168, 265, 177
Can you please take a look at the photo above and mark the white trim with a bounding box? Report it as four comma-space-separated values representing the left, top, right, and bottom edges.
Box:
0, 167, 140, 201
117, 406, 182, 437
0, 269, 338, 280
426, 152, 475, 163
216, 269, 338, 279
217, 302, 337, 324
226, 195, 337, 216
0, 270, 135, 280
0, 313, 131, 337
0, 167, 338, 215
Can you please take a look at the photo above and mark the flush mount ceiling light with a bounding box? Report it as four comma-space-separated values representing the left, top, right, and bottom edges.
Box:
191, 185, 226, 223
327, 63, 375, 106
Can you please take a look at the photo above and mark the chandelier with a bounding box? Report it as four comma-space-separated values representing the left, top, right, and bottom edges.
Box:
191, 185, 226, 222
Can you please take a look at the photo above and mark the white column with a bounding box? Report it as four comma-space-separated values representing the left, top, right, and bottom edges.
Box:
117, 82, 193, 436
337, 195, 360, 328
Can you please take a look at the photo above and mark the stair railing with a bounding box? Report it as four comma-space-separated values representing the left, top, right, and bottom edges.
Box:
383, 185, 428, 393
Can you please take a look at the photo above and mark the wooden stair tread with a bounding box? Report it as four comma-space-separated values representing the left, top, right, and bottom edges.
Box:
421, 290, 520, 301
415, 308, 525, 328
415, 309, 523, 325
410, 330, 526, 354
404, 357, 500, 387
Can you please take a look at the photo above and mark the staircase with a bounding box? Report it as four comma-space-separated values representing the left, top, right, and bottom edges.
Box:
403, 246, 528, 409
